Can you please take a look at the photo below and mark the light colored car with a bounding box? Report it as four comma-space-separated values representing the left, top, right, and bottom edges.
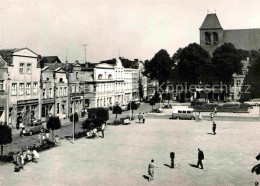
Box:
24, 121, 45, 136
244, 99, 260, 106
172, 108, 196, 120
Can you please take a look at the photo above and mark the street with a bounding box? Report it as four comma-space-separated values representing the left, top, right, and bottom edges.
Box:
0, 116, 260, 185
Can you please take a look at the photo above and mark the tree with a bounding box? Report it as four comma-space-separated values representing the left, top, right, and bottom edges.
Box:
149, 99, 156, 110
127, 101, 138, 119
244, 56, 260, 99
47, 117, 61, 141
173, 43, 211, 85
138, 78, 144, 101
112, 105, 122, 121
0, 124, 12, 156
144, 49, 175, 90
212, 43, 243, 99
70, 112, 79, 135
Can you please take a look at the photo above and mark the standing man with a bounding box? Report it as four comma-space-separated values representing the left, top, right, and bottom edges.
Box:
148, 159, 158, 181
212, 121, 216, 135
142, 113, 146, 124
197, 148, 204, 169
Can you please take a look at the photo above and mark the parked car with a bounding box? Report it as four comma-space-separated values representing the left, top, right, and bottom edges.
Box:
23, 121, 45, 136
121, 104, 128, 111
172, 108, 196, 120
244, 99, 260, 106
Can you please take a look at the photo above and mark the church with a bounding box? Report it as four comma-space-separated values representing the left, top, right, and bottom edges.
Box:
199, 13, 260, 100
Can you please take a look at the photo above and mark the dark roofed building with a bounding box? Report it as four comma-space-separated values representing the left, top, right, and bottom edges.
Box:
200, 13, 260, 54
100, 57, 139, 69
38, 56, 62, 68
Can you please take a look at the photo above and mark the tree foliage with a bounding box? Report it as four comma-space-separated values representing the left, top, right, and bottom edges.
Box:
127, 101, 138, 118
138, 79, 144, 101
47, 117, 61, 130
173, 43, 211, 85
0, 124, 12, 156
144, 49, 175, 90
212, 43, 243, 85
112, 105, 122, 120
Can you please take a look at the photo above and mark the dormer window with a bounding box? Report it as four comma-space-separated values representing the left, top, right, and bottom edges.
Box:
59, 78, 63, 83
98, 74, 103, 80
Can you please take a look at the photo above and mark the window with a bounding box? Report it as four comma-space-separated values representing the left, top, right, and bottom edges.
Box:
60, 87, 63, 96
27, 63, 32, 73
11, 83, 17, 95
0, 80, 4, 91
97, 99, 99, 107
33, 83, 37, 94
57, 103, 60, 114
64, 87, 67, 96
205, 32, 211, 45
213, 32, 218, 44
59, 78, 63, 83
98, 74, 102, 80
178, 110, 183, 113
56, 87, 59, 97
76, 72, 79, 79
236, 80, 241, 86
43, 89, 46, 99
26, 83, 31, 95
108, 74, 112, 79
19, 83, 24, 95
19, 63, 25, 74
49, 88, 52, 98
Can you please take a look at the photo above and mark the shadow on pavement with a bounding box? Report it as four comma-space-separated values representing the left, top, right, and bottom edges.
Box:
142, 175, 150, 181
206, 133, 215, 135
164, 164, 172, 168
189, 164, 198, 169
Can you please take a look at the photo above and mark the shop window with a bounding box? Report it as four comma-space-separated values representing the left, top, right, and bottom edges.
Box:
19, 63, 24, 74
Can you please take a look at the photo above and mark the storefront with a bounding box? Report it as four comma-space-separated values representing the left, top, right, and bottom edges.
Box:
17, 99, 39, 124
41, 99, 55, 118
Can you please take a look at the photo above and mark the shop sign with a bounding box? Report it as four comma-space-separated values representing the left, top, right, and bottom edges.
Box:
42, 99, 55, 104
71, 96, 83, 101
17, 99, 38, 105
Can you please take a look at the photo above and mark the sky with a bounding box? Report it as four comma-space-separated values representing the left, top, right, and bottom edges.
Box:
0, 0, 260, 63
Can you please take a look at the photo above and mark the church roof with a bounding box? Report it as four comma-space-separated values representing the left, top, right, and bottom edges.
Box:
200, 13, 222, 30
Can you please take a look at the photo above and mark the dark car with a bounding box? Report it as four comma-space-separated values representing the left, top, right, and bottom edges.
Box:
23, 121, 45, 136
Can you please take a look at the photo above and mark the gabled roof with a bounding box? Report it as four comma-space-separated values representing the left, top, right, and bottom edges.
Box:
0, 48, 38, 65
39, 56, 61, 64
200, 13, 222, 30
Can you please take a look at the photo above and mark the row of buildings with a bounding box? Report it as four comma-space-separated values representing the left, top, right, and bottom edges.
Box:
0, 48, 148, 128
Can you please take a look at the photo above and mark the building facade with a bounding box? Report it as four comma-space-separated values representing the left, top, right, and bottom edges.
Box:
0, 48, 41, 128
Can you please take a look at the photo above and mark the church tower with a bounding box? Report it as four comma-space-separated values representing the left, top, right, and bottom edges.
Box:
200, 13, 224, 54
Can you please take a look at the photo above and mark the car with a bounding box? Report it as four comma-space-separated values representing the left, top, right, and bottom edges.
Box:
172, 108, 196, 120
23, 121, 45, 136
244, 99, 260, 106
121, 105, 128, 111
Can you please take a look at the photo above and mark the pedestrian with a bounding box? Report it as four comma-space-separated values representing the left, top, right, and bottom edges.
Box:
142, 113, 146, 123
210, 112, 214, 121
101, 123, 105, 138
20, 122, 25, 137
148, 159, 158, 181
32, 149, 40, 163
138, 113, 142, 123
214, 107, 217, 115
197, 112, 202, 122
197, 148, 204, 169
212, 121, 216, 135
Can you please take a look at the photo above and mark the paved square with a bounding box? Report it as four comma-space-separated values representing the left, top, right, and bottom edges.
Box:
0, 118, 259, 185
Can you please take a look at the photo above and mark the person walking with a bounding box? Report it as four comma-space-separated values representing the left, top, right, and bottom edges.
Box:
148, 159, 158, 181
210, 112, 214, 121
138, 113, 142, 124
142, 113, 146, 124
213, 107, 217, 115
197, 148, 204, 169
212, 121, 217, 135
197, 112, 202, 122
